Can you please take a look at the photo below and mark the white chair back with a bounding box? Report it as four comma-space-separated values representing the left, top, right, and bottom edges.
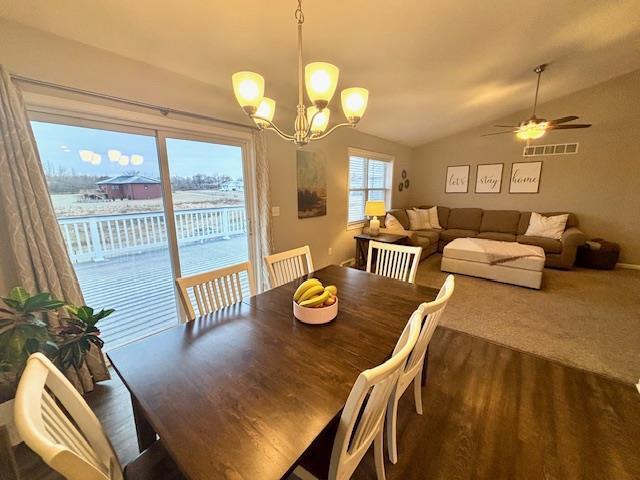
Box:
14, 353, 123, 480
328, 306, 423, 480
264, 245, 314, 288
176, 261, 255, 320
366, 241, 422, 284
386, 275, 455, 463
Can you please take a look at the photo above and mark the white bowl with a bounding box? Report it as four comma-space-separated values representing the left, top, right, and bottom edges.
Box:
293, 297, 338, 325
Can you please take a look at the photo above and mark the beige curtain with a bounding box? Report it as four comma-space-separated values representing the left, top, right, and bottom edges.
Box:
0, 66, 109, 393
252, 131, 273, 291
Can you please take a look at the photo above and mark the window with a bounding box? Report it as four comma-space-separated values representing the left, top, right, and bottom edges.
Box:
348, 149, 393, 225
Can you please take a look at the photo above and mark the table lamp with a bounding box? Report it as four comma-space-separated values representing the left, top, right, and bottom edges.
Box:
365, 200, 386, 236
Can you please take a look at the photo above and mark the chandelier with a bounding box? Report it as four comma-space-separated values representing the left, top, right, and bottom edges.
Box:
231, 0, 369, 147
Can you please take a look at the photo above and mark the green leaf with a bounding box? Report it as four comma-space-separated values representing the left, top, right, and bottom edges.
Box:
2, 298, 22, 310
23, 293, 65, 313
9, 287, 30, 306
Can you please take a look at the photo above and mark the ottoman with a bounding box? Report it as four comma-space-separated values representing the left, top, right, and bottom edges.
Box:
442, 238, 545, 289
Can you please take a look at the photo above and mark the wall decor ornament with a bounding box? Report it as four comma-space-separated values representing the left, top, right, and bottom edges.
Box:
404, 179, 410, 188
398, 181, 404, 192
401, 169, 407, 179
509, 161, 543, 193
296, 150, 327, 218
445, 165, 470, 193
475, 163, 503, 193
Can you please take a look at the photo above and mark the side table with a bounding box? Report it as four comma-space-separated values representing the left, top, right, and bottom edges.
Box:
354, 233, 408, 270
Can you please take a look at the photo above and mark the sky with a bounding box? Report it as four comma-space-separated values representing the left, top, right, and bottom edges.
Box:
31, 121, 244, 179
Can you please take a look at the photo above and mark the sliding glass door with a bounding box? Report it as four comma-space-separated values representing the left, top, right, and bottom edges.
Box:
30, 117, 256, 350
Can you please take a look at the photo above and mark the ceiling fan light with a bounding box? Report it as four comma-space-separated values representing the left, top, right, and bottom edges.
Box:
254, 97, 276, 128
305, 62, 339, 109
131, 154, 144, 166
232, 71, 265, 114
306, 106, 330, 134
516, 120, 547, 140
107, 149, 122, 162
118, 155, 130, 166
90, 153, 102, 165
341, 87, 369, 123
79, 150, 94, 162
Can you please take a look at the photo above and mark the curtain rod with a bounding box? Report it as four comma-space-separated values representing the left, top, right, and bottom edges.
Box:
10, 73, 258, 131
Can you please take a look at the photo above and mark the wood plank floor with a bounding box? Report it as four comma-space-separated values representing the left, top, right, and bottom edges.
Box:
15, 328, 640, 479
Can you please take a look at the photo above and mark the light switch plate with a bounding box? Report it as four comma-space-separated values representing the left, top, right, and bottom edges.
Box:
272, 206, 280, 217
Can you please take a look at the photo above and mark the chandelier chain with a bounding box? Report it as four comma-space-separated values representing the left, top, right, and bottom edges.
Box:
295, 0, 304, 24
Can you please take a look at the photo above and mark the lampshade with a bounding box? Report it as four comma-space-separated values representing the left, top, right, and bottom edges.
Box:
341, 87, 369, 123
118, 155, 130, 166
305, 62, 339, 108
131, 154, 144, 166
232, 71, 265, 114
79, 150, 93, 162
90, 153, 102, 165
306, 106, 330, 134
516, 121, 547, 140
254, 97, 276, 128
107, 149, 122, 162
365, 200, 386, 217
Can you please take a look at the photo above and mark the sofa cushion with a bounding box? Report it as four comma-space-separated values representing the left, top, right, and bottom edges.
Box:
414, 229, 440, 245
517, 235, 562, 254
480, 210, 520, 234
477, 232, 517, 242
417, 206, 450, 229
382, 209, 410, 230
447, 208, 483, 231
518, 212, 578, 235
440, 229, 478, 242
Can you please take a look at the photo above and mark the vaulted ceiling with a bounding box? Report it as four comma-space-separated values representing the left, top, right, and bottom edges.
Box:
2, 0, 640, 146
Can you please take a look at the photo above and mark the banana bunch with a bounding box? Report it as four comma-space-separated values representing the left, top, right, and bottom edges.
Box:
293, 278, 338, 308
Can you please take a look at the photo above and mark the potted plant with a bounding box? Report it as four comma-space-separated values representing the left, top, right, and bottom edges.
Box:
0, 286, 113, 444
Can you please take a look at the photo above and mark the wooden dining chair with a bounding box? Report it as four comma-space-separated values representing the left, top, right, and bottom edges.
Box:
385, 274, 455, 464
366, 241, 422, 284
264, 245, 314, 288
14, 353, 183, 480
175, 261, 256, 320
294, 306, 423, 480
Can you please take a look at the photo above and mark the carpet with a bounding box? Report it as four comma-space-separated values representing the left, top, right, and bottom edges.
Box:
415, 254, 640, 384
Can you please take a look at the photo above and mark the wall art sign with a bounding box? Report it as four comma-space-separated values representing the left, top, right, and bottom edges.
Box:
297, 150, 327, 218
475, 163, 503, 193
509, 161, 542, 194
445, 165, 470, 193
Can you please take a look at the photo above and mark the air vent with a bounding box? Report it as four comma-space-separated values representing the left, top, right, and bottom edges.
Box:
523, 142, 579, 157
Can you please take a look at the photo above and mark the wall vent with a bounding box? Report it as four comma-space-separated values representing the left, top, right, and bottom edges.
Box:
523, 143, 579, 157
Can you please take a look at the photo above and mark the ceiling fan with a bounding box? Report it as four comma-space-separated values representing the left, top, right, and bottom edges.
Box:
483, 64, 592, 140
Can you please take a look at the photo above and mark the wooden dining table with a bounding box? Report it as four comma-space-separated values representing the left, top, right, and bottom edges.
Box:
108, 265, 438, 480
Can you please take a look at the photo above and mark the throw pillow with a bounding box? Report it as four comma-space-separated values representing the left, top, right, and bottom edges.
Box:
384, 213, 405, 232
408, 209, 431, 230
428, 206, 442, 229
524, 212, 569, 240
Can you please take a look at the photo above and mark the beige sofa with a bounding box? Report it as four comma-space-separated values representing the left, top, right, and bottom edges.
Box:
364, 206, 587, 269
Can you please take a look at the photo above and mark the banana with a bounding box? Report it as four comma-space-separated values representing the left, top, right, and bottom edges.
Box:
299, 290, 330, 308
297, 285, 325, 303
324, 285, 337, 296
293, 279, 322, 302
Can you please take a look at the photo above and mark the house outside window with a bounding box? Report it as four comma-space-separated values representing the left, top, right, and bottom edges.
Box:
347, 148, 393, 227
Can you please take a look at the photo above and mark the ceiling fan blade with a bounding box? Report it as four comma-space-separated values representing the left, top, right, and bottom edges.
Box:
481, 130, 518, 136
549, 124, 591, 129
549, 115, 579, 125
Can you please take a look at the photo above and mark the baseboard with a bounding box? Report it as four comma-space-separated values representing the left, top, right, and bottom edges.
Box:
616, 263, 640, 270
340, 257, 356, 267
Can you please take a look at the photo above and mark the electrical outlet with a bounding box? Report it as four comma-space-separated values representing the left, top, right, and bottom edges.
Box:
328, 247, 333, 255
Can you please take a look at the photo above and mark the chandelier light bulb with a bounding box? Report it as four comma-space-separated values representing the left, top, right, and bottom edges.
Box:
254, 98, 276, 128
341, 88, 369, 123
306, 106, 330, 134
108, 149, 122, 162
305, 62, 339, 109
118, 155, 130, 166
516, 120, 547, 140
131, 154, 144, 166
232, 71, 265, 114
79, 150, 94, 162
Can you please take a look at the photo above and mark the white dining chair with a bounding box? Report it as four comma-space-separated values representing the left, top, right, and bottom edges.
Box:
264, 245, 314, 288
385, 274, 455, 464
366, 241, 422, 284
14, 353, 183, 480
175, 261, 255, 320
295, 305, 423, 480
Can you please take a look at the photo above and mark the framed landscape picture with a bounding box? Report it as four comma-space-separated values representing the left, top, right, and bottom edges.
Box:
445, 165, 470, 193
296, 150, 327, 218
475, 163, 503, 193
509, 161, 542, 193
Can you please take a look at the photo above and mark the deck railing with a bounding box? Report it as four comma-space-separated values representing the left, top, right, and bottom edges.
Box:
58, 206, 247, 263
